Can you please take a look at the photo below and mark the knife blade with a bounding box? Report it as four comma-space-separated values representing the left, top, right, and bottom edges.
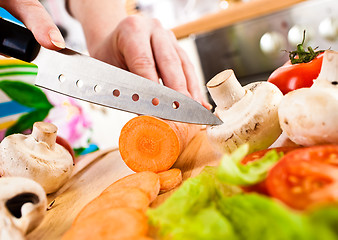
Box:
0, 17, 222, 125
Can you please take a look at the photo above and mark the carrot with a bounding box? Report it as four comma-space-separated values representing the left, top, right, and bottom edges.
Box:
158, 168, 183, 193
62, 208, 148, 240
120, 237, 153, 240
119, 115, 200, 173
101, 171, 160, 203
73, 187, 150, 224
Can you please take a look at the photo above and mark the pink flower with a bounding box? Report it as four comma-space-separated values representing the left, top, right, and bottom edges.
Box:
44, 92, 93, 149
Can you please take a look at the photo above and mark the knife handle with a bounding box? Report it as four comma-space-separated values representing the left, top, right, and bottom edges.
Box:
0, 17, 40, 62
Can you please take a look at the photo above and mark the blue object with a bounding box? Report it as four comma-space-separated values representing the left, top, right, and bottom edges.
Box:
80, 144, 100, 155
0, 8, 23, 25
0, 101, 33, 118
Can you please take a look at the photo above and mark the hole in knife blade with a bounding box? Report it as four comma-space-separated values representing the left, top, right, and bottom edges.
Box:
172, 101, 180, 109
132, 94, 139, 101
58, 74, 66, 83
152, 98, 159, 106
113, 89, 120, 97
94, 85, 102, 93
76, 80, 84, 88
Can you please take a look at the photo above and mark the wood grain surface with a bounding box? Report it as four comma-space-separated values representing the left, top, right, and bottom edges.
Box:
172, 0, 306, 39
27, 130, 222, 239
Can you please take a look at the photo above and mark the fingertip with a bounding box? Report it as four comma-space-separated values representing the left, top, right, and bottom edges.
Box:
30, 27, 65, 50
48, 29, 66, 49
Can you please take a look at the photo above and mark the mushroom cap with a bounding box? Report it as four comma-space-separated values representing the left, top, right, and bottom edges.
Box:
279, 87, 338, 146
207, 81, 283, 154
0, 133, 74, 194
0, 177, 47, 236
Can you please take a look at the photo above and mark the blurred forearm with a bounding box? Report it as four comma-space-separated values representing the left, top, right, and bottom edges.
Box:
67, 0, 128, 53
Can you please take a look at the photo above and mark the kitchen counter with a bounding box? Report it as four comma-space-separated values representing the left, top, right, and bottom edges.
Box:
172, 0, 307, 39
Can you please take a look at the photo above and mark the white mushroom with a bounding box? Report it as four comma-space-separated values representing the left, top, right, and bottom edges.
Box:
206, 69, 283, 154
0, 122, 74, 194
278, 50, 338, 146
0, 177, 47, 240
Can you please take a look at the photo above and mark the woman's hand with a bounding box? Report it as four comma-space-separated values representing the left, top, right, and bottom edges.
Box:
0, 0, 65, 50
88, 15, 210, 108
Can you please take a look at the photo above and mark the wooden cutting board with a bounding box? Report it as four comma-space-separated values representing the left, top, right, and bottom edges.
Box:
27, 130, 222, 240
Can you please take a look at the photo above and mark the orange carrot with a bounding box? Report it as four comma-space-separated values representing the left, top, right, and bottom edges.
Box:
119, 115, 200, 173
101, 171, 160, 203
73, 187, 150, 224
62, 208, 148, 240
120, 237, 153, 240
158, 168, 183, 193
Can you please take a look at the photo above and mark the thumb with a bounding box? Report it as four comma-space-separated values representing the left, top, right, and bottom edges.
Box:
1, 0, 65, 50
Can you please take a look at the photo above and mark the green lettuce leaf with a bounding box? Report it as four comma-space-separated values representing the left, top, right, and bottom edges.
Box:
217, 144, 283, 186
147, 167, 241, 240
168, 205, 237, 240
148, 145, 338, 240
307, 205, 338, 240
217, 193, 311, 240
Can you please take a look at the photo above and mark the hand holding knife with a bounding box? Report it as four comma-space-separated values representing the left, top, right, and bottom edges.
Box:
0, 17, 222, 125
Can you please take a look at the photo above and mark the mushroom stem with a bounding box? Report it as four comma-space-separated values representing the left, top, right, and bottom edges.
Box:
31, 122, 58, 150
207, 69, 246, 109
316, 50, 338, 84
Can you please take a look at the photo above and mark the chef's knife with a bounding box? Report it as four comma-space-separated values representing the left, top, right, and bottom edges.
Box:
0, 18, 222, 125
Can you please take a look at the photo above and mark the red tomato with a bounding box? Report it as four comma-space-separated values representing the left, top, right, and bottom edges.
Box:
266, 145, 338, 210
241, 147, 299, 195
267, 53, 323, 95
241, 147, 299, 164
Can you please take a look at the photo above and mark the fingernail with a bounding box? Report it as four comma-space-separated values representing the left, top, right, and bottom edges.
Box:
49, 29, 65, 49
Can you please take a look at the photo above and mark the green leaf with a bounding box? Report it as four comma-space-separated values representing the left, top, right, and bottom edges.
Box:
5, 108, 51, 136
169, 206, 237, 240
217, 144, 283, 186
217, 194, 312, 240
0, 80, 53, 109
147, 167, 241, 239
308, 205, 338, 240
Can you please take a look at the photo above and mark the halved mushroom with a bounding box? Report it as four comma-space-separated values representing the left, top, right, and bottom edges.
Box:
278, 50, 338, 146
206, 69, 283, 154
0, 177, 47, 240
0, 122, 74, 194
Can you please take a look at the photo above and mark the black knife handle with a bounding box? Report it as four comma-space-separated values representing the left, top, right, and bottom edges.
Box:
0, 17, 40, 62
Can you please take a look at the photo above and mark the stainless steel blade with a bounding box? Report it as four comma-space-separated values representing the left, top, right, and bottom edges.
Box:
32, 47, 222, 125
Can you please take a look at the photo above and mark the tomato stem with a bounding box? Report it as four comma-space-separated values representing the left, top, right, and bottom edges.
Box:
289, 31, 324, 64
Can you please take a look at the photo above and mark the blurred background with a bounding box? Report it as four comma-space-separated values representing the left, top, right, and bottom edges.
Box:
0, 0, 337, 151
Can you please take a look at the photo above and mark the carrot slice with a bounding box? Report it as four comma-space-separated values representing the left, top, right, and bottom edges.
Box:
74, 187, 150, 224
158, 168, 183, 193
62, 208, 148, 240
119, 115, 199, 173
101, 171, 160, 203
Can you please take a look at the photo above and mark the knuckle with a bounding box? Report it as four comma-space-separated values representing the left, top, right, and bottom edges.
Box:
22, 0, 44, 9
162, 55, 181, 66
130, 56, 155, 69
120, 15, 143, 31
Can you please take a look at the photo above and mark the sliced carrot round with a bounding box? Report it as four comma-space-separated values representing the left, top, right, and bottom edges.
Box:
63, 208, 148, 240
74, 187, 150, 224
158, 168, 182, 193
119, 116, 181, 173
102, 171, 160, 203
